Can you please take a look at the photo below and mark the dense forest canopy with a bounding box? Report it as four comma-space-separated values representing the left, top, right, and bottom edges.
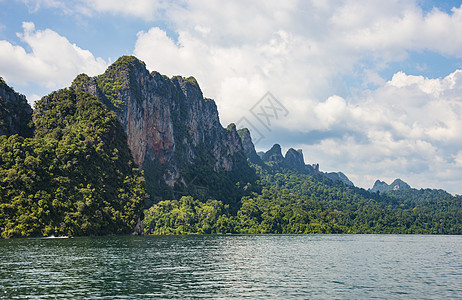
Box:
0, 88, 146, 238
144, 164, 462, 235
1, 64, 462, 238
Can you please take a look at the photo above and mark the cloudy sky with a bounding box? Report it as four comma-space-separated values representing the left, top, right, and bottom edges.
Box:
1, 0, 462, 194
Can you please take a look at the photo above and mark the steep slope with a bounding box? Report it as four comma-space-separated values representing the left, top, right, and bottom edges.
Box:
0, 77, 33, 137
237, 128, 263, 164
0, 88, 146, 238
283, 148, 307, 172
324, 172, 354, 186
71, 56, 255, 206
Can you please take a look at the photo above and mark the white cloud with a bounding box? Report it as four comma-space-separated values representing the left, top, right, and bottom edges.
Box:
315, 96, 348, 129
18, 0, 174, 20
296, 70, 462, 194
79, 0, 170, 20
6, 1, 462, 193
454, 151, 462, 167
130, 1, 462, 126
129, 1, 462, 193
0, 22, 107, 91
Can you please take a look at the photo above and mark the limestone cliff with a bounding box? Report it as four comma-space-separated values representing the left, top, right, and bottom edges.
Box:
237, 128, 263, 164
72, 56, 254, 204
283, 148, 308, 172
0, 77, 33, 137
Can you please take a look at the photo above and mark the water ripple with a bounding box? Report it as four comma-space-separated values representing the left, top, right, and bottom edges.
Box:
1, 235, 461, 299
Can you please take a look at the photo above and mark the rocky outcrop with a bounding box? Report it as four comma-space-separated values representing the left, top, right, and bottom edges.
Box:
262, 144, 284, 164
237, 128, 263, 164
72, 56, 253, 203
283, 148, 306, 172
0, 77, 33, 137
370, 178, 411, 193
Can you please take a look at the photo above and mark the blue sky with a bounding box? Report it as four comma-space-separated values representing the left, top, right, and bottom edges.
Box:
1, 0, 462, 194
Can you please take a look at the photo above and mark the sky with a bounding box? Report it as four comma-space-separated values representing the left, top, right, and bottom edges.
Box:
1, 0, 462, 194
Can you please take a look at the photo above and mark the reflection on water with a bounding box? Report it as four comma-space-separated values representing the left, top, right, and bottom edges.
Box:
1, 235, 461, 298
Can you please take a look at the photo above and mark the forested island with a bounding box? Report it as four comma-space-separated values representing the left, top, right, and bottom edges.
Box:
1, 56, 461, 238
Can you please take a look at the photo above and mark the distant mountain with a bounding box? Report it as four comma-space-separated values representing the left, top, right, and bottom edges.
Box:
370, 179, 411, 193
240, 137, 354, 186
370, 178, 453, 201
0, 77, 33, 137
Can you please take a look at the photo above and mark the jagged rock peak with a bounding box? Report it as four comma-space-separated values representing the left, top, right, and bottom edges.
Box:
283, 148, 306, 171
237, 128, 262, 164
370, 178, 411, 193
390, 179, 411, 190
262, 144, 284, 163
0, 77, 33, 137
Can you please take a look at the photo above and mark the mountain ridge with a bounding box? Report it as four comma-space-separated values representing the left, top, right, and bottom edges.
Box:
2, 55, 461, 237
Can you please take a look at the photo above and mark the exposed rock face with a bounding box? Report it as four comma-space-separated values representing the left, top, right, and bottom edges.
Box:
370, 178, 411, 193
390, 179, 411, 190
312, 163, 320, 174
0, 77, 33, 137
371, 180, 388, 192
72, 56, 252, 202
262, 144, 284, 163
237, 128, 263, 164
283, 148, 306, 172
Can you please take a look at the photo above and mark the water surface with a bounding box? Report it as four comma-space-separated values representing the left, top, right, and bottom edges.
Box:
1, 235, 461, 298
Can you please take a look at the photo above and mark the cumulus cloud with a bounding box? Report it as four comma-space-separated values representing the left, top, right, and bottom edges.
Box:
7, 0, 462, 193
131, 1, 462, 193
130, 1, 462, 126
297, 70, 462, 193
0, 22, 107, 90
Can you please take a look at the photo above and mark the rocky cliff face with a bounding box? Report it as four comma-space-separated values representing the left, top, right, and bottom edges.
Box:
71, 56, 253, 204
283, 148, 307, 172
0, 77, 33, 137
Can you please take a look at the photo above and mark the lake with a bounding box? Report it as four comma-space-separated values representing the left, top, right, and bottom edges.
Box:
0, 234, 461, 299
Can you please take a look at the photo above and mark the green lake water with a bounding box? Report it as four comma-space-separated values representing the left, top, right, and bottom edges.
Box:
1, 234, 461, 299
